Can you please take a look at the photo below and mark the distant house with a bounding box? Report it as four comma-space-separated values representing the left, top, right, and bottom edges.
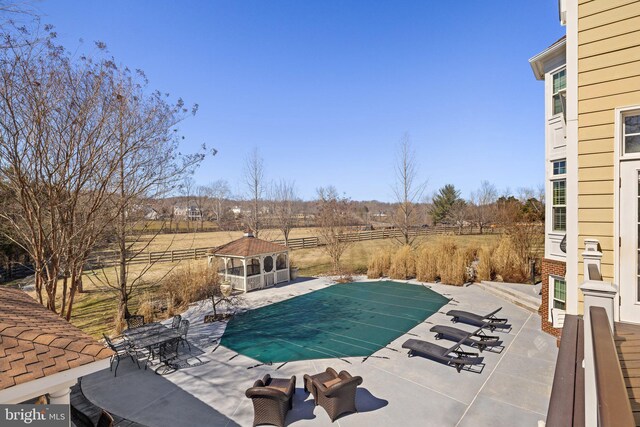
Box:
173, 205, 202, 221
0, 287, 112, 404
144, 207, 160, 220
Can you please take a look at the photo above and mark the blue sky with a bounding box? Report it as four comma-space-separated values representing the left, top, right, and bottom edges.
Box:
35, 1, 565, 202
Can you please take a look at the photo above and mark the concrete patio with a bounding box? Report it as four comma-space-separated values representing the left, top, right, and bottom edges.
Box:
81, 278, 557, 426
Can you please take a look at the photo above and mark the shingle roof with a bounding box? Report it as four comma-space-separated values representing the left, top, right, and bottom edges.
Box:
213, 236, 288, 257
0, 287, 113, 391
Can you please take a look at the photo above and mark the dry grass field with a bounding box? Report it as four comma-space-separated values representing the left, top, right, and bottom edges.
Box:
130, 227, 320, 253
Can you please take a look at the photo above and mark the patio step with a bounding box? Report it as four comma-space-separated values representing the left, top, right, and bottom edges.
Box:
475, 281, 540, 314
71, 380, 147, 427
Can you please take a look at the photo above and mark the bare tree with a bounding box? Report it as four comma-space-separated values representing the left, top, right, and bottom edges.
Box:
194, 185, 211, 230
180, 176, 196, 231
449, 199, 469, 235
207, 179, 231, 223
84, 62, 204, 326
0, 28, 127, 318
391, 134, 427, 247
243, 148, 265, 237
469, 181, 498, 234
270, 179, 298, 246
316, 186, 353, 273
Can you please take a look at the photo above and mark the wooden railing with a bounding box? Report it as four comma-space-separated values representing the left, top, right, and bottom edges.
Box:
546, 314, 585, 427
590, 306, 635, 427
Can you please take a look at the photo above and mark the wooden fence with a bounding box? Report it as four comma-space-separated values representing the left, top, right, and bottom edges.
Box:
83, 225, 493, 268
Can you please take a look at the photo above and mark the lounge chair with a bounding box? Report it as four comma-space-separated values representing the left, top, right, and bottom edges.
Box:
245, 374, 296, 427
402, 338, 484, 373
446, 307, 510, 331
430, 325, 503, 352
303, 368, 363, 421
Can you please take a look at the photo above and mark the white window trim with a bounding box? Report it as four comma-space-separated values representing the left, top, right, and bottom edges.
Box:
549, 275, 566, 322
615, 105, 640, 321
552, 159, 567, 177
619, 106, 640, 160
550, 67, 567, 119
551, 178, 567, 232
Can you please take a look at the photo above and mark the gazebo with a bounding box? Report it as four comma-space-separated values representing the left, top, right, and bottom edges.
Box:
208, 232, 290, 292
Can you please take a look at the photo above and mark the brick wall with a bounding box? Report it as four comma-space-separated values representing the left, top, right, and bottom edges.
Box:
540, 258, 566, 338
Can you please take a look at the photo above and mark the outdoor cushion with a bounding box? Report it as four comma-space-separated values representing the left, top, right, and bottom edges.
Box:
266, 378, 293, 394
323, 377, 342, 388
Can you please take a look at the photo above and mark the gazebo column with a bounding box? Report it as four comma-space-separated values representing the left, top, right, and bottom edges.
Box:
260, 256, 265, 289
242, 258, 247, 293
286, 252, 290, 282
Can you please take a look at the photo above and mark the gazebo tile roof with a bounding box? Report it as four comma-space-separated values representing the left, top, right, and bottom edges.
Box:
0, 287, 113, 391
213, 236, 288, 257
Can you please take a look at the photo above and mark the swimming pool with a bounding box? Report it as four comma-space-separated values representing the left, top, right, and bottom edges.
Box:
220, 281, 449, 363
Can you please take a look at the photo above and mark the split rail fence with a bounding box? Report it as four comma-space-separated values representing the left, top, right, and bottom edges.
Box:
1, 225, 499, 281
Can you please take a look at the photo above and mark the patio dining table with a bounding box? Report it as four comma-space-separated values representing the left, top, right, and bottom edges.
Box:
123, 322, 181, 351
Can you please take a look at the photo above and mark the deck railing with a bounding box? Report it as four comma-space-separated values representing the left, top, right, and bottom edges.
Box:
546, 314, 584, 427
590, 306, 635, 427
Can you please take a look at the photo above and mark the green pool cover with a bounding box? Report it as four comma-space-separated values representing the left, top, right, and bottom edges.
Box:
220, 281, 450, 363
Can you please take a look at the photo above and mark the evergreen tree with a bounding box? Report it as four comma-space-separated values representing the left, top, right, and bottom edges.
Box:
429, 184, 462, 225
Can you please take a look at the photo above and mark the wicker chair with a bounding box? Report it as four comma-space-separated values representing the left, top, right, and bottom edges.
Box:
178, 319, 190, 351
126, 315, 145, 329
245, 374, 296, 427
171, 314, 182, 329
96, 410, 114, 427
303, 368, 362, 422
103, 334, 140, 377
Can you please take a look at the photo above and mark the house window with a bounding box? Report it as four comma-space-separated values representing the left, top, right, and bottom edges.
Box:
552, 180, 566, 231
624, 113, 640, 154
553, 160, 566, 175
551, 277, 566, 311
552, 69, 566, 117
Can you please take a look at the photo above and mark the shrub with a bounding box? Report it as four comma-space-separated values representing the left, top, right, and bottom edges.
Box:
415, 246, 438, 283
367, 249, 392, 278
429, 238, 475, 286
388, 245, 416, 280
434, 238, 457, 281
137, 291, 156, 323
476, 246, 496, 282
492, 234, 528, 283
161, 263, 219, 312
440, 249, 468, 286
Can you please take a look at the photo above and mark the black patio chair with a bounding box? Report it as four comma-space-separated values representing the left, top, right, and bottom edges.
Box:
430, 325, 503, 352
126, 315, 145, 329
178, 319, 191, 351
155, 338, 180, 375
402, 338, 484, 373
446, 307, 511, 331
103, 334, 140, 377
171, 314, 182, 329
